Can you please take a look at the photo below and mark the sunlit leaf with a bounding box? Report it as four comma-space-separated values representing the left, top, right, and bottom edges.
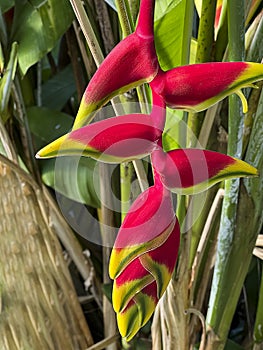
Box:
154, 0, 193, 70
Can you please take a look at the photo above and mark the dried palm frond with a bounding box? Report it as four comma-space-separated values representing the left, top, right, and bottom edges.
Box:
0, 156, 93, 350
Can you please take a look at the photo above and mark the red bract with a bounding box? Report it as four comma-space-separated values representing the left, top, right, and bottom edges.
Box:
36, 114, 162, 163
150, 62, 263, 113
109, 173, 180, 341
73, 0, 158, 130
152, 147, 258, 194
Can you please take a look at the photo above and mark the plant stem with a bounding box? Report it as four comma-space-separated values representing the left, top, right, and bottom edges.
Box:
115, 0, 134, 36
195, 0, 217, 64
69, 0, 104, 66
188, 0, 217, 145
206, 2, 247, 347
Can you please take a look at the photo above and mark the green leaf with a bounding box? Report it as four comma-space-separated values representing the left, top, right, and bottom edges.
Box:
102, 282, 113, 302
41, 65, 76, 111
225, 339, 244, 350
154, 0, 194, 70
27, 106, 100, 207
0, 0, 14, 13
162, 109, 184, 151
0, 41, 17, 114
11, 0, 74, 75
154, 0, 182, 22
41, 156, 100, 208
27, 106, 73, 149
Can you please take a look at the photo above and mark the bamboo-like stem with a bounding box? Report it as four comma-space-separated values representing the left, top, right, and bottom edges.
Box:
120, 162, 133, 222
99, 164, 118, 350
115, 0, 134, 36
69, 0, 103, 66
195, 0, 217, 64
187, 0, 217, 146
207, 81, 263, 349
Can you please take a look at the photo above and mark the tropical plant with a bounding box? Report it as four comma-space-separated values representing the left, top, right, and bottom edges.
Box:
1, 0, 263, 350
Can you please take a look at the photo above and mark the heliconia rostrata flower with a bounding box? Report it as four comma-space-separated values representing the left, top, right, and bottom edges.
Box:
36, 0, 262, 342
109, 172, 180, 341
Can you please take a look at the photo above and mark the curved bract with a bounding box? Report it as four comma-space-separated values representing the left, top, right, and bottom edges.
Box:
109, 173, 180, 341
150, 62, 263, 113
152, 148, 258, 195
36, 114, 162, 163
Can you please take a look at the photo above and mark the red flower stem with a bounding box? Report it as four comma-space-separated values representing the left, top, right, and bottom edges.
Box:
151, 90, 166, 130
136, 0, 156, 38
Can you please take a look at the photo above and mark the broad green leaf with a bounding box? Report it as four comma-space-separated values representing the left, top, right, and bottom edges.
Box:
27, 106, 100, 207
154, 0, 181, 21
27, 106, 73, 149
162, 109, 184, 151
154, 0, 194, 70
11, 0, 74, 75
41, 157, 100, 208
0, 0, 14, 13
41, 65, 77, 111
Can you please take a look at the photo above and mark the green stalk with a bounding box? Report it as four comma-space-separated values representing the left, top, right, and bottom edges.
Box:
195, 0, 217, 64
206, 3, 254, 348
115, 0, 134, 36
69, 0, 104, 66
187, 0, 217, 146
